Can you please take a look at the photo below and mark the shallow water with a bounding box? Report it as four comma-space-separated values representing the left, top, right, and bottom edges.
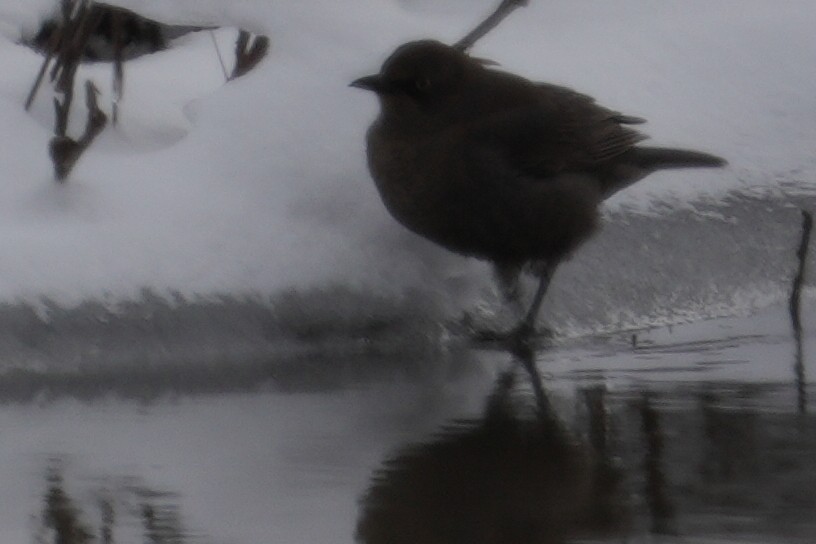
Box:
1, 302, 814, 544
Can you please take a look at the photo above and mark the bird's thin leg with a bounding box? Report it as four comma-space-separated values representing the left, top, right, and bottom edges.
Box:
511, 340, 553, 415
493, 263, 524, 316
514, 262, 555, 337
471, 262, 556, 346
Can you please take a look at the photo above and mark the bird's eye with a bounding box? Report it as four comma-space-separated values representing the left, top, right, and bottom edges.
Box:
414, 77, 431, 92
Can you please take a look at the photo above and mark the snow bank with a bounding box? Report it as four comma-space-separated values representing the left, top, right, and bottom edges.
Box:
0, 0, 814, 318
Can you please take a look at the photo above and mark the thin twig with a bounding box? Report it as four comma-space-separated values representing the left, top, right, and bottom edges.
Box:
790, 209, 812, 414
52, 1, 104, 137
26, 55, 54, 111
454, 0, 530, 51
53, 0, 95, 92
111, 8, 125, 126
24, 25, 64, 110
81, 80, 107, 145
209, 30, 229, 82
50, 80, 108, 181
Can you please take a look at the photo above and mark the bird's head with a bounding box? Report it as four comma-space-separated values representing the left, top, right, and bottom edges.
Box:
351, 40, 483, 127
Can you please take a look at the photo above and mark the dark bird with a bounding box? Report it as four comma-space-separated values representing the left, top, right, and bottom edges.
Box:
352, 40, 726, 342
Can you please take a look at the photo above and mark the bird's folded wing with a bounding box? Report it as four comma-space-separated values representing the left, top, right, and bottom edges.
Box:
464, 85, 649, 180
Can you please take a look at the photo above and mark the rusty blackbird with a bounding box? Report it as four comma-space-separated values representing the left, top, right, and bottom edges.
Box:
352, 40, 726, 341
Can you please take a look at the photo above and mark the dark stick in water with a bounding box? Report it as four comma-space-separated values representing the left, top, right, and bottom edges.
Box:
790, 209, 812, 415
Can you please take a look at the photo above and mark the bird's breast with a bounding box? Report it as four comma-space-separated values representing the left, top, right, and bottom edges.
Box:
365, 124, 454, 233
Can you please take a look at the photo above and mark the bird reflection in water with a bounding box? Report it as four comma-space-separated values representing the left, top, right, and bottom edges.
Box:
356, 347, 626, 544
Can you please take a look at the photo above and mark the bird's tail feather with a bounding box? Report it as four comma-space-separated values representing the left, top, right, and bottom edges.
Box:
634, 147, 727, 171
600, 146, 727, 199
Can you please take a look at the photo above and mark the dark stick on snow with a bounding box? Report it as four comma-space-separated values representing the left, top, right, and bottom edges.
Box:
80, 80, 108, 145
790, 209, 812, 415
111, 8, 125, 126
454, 0, 530, 51
209, 30, 230, 82
50, 80, 108, 181
24, 25, 64, 110
52, 0, 104, 138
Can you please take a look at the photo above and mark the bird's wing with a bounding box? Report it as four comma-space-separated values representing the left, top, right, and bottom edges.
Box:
536, 82, 647, 126
540, 82, 649, 162
464, 83, 649, 179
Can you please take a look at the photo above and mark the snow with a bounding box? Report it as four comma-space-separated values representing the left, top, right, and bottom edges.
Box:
0, 0, 815, 312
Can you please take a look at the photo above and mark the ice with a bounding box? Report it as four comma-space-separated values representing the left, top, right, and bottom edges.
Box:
0, 301, 813, 543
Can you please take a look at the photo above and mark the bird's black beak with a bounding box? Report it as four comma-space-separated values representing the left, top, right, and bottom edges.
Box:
350, 74, 393, 94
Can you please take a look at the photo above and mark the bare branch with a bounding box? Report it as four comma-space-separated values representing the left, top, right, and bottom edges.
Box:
454, 0, 529, 51
50, 80, 108, 181
111, 8, 125, 125
24, 26, 63, 110
81, 80, 107, 145
46, 0, 104, 136
209, 30, 229, 82
53, 1, 95, 92
53, 90, 73, 137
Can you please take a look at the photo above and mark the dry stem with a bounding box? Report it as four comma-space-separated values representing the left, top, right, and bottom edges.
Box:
454, 0, 530, 51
